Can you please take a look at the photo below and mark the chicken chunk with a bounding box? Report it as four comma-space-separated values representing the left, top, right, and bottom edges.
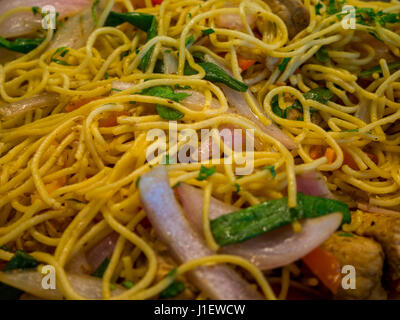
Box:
214, 1, 309, 38
264, 0, 310, 38
352, 210, 400, 285
321, 233, 387, 300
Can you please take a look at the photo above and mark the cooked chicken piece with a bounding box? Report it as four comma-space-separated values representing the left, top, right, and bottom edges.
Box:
214, 1, 309, 38
264, 0, 310, 38
352, 210, 400, 284
321, 232, 387, 300
352, 32, 396, 70
214, 3, 257, 31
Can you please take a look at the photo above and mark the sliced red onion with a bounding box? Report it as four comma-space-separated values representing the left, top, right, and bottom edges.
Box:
66, 251, 91, 275
221, 85, 297, 150
48, 7, 94, 50
139, 166, 263, 300
222, 214, 342, 270
0, 0, 91, 38
0, 93, 59, 119
163, 51, 178, 74
214, 5, 257, 31
0, 270, 125, 300
296, 170, 334, 199
176, 183, 237, 235
176, 183, 341, 270
111, 81, 134, 92
176, 90, 220, 111
86, 233, 118, 270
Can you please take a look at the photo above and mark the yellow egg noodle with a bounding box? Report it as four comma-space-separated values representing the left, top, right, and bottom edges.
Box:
0, 0, 399, 300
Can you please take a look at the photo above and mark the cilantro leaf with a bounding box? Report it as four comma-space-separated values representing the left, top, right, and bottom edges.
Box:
202, 28, 215, 35
91, 257, 110, 278
264, 165, 276, 178
140, 86, 190, 102
278, 57, 291, 72
159, 281, 185, 299
315, 46, 329, 62
196, 166, 216, 181
156, 105, 184, 120
3, 250, 38, 271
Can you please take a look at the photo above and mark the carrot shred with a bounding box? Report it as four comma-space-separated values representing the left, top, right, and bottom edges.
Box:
98, 111, 129, 127
237, 55, 256, 72
65, 97, 102, 112
302, 246, 342, 295
324, 147, 336, 164
310, 145, 324, 160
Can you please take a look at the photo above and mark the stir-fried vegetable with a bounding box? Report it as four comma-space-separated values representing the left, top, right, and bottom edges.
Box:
185, 61, 248, 92
138, 17, 158, 71
211, 193, 350, 246
177, 183, 342, 271
105, 11, 155, 31
273, 87, 334, 118
0, 37, 43, 53
359, 60, 400, 78
0, 250, 39, 300
237, 55, 256, 71
91, 257, 109, 278
3, 251, 38, 272
139, 166, 263, 300
139, 86, 190, 120
302, 246, 342, 294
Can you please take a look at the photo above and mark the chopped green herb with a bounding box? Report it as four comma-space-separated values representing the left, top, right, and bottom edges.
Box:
120, 50, 130, 60
359, 60, 400, 78
327, 0, 345, 15
278, 57, 291, 72
159, 281, 185, 299
104, 72, 109, 80
210, 192, 351, 246
91, 0, 100, 25
156, 105, 184, 120
138, 17, 158, 71
344, 128, 359, 132
91, 257, 110, 278
185, 62, 248, 92
188, 13, 192, 19
136, 176, 141, 187
154, 59, 164, 74
315, 46, 329, 62
32, 6, 40, 15
172, 181, 181, 189
338, 232, 354, 237
304, 87, 334, 104
51, 59, 70, 66
0, 245, 9, 251
0, 37, 44, 53
140, 86, 190, 102
202, 28, 215, 35
264, 165, 276, 178
111, 88, 122, 93
234, 183, 241, 193
315, 2, 323, 15
3, 250, 39, 271
110, 283, 116, 290
105, 12, 155, 30
122, 280, 135, 289
185, 35, 195, 47
196, 165, 216, 181
50, 47, 70, 65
